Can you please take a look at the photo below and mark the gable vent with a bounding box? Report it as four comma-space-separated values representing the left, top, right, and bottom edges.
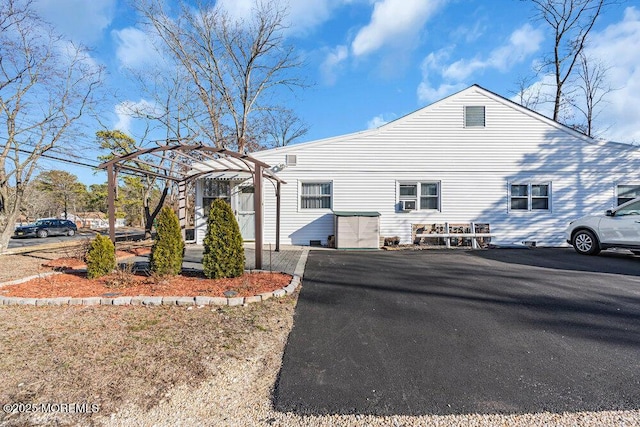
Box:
465, 105, 485, 128
285, 154, 297, 166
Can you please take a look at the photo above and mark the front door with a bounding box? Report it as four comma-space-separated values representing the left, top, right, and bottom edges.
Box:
237, 185, 255, 241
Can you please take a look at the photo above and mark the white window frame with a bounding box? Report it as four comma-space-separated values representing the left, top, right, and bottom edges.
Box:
508, 182, 551, 212
616, 183, 640, 206
397, 181, 441, 212
464, 105, 486, 128
202, 179, 231, 217
299, 181, 332, 211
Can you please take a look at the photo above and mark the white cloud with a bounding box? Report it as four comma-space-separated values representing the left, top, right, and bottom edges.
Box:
287, 0, 343, 35
215, 0, 254, 20
114, 99, 159, 135
351, 0, 445, 57
367, 113, 397, 129
451, 20, 486, 44
114, 104, 133, 135
58, 40, 102, 73
417, 47, 467, 103
443, 24, 543, 80
417, 24, 543, 104
320, 45, 349, 85
33, 0, 116, 44
585, 7, 640, 143
113, 28, 163, 70
216, 0, 351, 36
417, 82, 466, 104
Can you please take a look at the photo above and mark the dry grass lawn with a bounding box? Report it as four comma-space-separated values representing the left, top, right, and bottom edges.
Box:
0, 250, 297, 427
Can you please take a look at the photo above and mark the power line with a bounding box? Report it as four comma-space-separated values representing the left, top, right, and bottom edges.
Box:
17, 149, 101, 170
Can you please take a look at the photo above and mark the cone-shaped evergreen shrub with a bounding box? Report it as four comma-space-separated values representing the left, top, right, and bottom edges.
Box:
150, 206, 184, 276
86, 234, 116, 279
203, 199, 245, 279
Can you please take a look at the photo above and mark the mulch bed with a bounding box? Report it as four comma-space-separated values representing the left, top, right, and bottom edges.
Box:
0, 270, 292, 298
1, 249, 291, 299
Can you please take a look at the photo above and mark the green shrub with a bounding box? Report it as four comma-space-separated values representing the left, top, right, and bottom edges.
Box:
203, 199, 245, 279
86, 234, 116, 279
150, 206, 184, 276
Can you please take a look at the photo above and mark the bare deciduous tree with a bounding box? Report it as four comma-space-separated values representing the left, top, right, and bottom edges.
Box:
528, 0, 613, 122
263, 108, 309, 148
135, 0, 306, 153
511, 74, 544, 110
568, 52, 613, 137
0, 0, 103, 252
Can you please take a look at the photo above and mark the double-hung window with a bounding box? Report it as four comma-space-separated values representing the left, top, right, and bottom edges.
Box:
398, 182, 440, 211
300, 182, 332, 209
202, 179, 230, 217
510, 183, 550, 211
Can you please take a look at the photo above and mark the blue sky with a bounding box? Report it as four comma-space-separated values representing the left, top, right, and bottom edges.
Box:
30, 0, 640, 185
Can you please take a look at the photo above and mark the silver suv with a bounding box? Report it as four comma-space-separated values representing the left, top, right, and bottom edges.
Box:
566, 197, 640, 256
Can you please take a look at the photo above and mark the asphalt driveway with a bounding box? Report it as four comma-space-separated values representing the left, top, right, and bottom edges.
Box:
273, 248, 640, 416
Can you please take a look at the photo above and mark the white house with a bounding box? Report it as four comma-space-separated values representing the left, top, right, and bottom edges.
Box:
194, 85, 640, 248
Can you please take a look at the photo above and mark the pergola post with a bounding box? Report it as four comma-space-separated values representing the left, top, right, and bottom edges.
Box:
98, 144, 285, 266
253, 164, 263, 270
107, 164, 116, 244
276, 181, 281, 252
178, 180, 187, 241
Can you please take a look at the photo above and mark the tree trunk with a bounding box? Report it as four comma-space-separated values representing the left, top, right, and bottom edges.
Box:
0, 194, 22, 254
144, 186, 170, 239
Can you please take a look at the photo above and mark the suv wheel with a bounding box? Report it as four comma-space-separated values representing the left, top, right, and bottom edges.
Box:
67, 229, 76, 236
572, 230, 601, 256
36, 229, 48, 238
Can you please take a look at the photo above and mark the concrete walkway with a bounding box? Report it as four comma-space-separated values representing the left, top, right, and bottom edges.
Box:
180, 244, 307, 276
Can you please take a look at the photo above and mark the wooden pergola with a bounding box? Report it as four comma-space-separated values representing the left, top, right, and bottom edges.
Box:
97, 143, 285, 269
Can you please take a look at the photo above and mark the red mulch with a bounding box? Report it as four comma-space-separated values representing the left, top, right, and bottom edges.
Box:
0, 271, 292, 298
42, 251, 133, 270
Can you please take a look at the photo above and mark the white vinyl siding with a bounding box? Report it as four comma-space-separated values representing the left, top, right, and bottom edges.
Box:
300, 182, 332, 209
194, 86, 640, 246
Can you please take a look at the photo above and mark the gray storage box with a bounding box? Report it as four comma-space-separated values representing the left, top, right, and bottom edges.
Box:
333, 211, 381, 250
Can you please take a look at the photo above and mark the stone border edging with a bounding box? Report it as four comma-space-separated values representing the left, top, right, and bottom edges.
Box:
0, 272, 300, 307
0, 246, 310, 308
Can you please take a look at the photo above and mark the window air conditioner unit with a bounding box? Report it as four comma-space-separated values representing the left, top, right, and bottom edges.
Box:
400, 200, 416, 211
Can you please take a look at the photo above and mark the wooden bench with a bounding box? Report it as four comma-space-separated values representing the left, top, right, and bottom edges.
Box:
413, 223, 493, 249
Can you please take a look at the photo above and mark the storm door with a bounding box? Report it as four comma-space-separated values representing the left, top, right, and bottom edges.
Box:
236, 185, 255, 240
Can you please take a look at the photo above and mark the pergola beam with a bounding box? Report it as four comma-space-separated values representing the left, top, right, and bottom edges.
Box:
97, 143, 285, 271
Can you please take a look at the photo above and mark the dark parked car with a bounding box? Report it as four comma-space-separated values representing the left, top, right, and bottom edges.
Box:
14, 219, 78, 238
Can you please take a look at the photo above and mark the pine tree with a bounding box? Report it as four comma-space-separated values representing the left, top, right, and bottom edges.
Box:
203, 199, 245, 279
86, 234, 116, 279
150, 206, 184, 276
